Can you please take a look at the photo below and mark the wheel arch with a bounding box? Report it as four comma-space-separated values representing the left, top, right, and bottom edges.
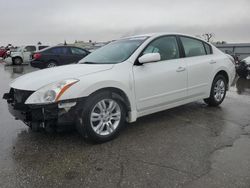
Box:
214, 70, 229, 89
88, 87, 132, 113
12, 56, 23, 61
12, 56, 23, 64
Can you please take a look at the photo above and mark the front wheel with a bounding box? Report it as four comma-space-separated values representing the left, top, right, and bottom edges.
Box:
204, 75, 227, 106
13, 57, 23, 65
76, 92, 126, 143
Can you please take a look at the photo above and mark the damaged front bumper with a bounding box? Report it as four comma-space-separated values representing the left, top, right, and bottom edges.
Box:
3, 89, 85, 128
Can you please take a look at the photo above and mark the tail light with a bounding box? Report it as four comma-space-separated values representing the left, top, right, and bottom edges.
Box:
33, 53, 41, 60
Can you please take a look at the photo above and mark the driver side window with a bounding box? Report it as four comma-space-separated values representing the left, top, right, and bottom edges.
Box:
142, 36, 180, 61
25, 46, 36, 52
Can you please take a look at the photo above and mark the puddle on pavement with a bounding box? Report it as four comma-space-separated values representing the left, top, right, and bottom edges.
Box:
231, 77, 250, 96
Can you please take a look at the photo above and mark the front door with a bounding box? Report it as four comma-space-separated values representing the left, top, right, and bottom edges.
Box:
133, 36, 187, 113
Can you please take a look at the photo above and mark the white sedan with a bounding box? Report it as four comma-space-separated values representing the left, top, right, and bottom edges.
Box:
3, 33, 236, 143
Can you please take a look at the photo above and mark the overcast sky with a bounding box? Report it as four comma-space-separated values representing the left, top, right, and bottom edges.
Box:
0, 0, 249, 45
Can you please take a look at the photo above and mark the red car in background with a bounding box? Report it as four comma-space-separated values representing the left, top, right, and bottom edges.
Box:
0, 48, 7, 59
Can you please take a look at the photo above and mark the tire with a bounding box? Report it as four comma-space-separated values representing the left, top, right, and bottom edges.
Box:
46, 61, 57, 68
236, 65, 248, 79
76, 91, 126, 143
13, 57, 23, 65
204, 75, 227, 106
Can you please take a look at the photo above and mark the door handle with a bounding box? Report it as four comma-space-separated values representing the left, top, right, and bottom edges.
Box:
209, 60, 216, 64
176, 67, 186, 72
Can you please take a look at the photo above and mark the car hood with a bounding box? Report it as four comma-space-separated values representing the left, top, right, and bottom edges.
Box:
10, 64, 114, 91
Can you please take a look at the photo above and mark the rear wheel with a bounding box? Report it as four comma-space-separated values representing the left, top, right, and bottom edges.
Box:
13, 57, 23, 65
47, 61, 57, 68
204, 75, 227, 106
76, 91, 126, 143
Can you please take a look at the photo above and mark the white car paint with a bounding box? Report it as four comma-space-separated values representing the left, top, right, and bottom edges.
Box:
11, 45, 48, 63
242, 56, 250, 65
9, 33, 236, 123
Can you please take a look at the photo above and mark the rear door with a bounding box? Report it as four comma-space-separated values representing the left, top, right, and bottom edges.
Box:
179, 36, 214, 98
69, 47, 89, 63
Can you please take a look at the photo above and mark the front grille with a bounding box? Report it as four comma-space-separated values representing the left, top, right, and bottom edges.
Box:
13, 89, 34, 104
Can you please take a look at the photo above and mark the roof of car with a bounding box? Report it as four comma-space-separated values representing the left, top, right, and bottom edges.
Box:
122, 32, 204, 40
38, 45, 89, 53
54, 45, 85, 48
120, 32, 210, 44
42, 45, 87, 50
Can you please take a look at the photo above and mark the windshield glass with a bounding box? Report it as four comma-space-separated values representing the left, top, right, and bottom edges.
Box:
79, 37, 148, 64
13, 47, 22, 52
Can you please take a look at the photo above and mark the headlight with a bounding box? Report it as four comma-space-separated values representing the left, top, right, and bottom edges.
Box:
25, 79, 79, 104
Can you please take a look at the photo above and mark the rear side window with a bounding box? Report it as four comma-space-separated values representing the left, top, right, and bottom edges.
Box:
180, 37, 206, 57
25, 46, 36, 52
50, 47, 70, 55
204, 43, 212, 54
142, 36, 180, 61
70, 47, 87, 55
38, 46, 49, 50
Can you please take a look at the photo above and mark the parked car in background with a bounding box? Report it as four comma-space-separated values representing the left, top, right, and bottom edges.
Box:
11, 45, 49, 65
30, 45, 90, 69
236, 56, 250, 79
3, 33, 235, 143
0, 48, 8, 59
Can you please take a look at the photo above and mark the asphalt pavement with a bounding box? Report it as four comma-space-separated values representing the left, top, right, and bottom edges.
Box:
0, 61, 250, 188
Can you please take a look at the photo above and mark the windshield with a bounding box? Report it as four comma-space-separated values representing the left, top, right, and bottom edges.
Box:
13, 47, 22, 52
79, 37, 148, 64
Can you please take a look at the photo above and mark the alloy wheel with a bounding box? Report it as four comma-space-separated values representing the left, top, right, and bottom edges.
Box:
90, 99, 121, 136
214, 79, 225, 102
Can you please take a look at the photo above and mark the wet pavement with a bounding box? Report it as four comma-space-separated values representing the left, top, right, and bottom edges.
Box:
0, 60, 250, 188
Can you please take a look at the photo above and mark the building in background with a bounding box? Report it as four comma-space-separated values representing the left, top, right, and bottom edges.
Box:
215, 43, 250, 60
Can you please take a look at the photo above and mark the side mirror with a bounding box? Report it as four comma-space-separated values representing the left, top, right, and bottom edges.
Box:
138, 53, 161, 64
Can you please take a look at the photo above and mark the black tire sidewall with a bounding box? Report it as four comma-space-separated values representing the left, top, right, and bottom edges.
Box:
77, 91, 126, 143
14, 57, 23, 65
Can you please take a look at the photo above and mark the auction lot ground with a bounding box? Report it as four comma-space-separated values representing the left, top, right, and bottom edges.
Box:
0, 60, 250, 188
